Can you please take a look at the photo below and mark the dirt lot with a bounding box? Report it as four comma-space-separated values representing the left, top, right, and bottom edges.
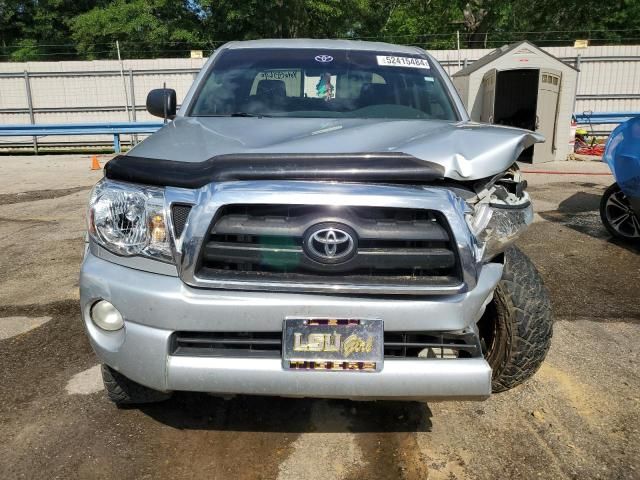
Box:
0, 155, 638, 480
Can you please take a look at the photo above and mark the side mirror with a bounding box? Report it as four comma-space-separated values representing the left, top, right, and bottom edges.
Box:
146, 88, 177, 119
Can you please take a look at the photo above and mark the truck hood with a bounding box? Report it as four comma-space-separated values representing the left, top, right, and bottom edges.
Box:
129, 117, 544, 181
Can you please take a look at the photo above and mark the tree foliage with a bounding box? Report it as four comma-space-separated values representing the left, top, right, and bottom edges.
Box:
200, 0, 368, 41
1, 0, 639, 61
70, 0, 202, 59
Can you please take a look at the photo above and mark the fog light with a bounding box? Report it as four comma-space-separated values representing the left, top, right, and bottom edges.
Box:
91, 300, 124, 331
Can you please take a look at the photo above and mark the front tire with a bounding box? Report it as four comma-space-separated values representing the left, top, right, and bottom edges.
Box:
101, 365, 171, 406
478, 247, 553, 393
600, 183, 640, 240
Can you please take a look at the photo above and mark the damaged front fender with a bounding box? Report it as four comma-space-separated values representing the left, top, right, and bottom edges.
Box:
464, 165, 534, 262
400, 122, 545, 181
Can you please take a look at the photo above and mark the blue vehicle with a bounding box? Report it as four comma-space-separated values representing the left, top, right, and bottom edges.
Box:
600, 117, 640, 240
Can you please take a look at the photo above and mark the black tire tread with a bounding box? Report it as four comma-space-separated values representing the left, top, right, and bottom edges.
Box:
491, 247, 553, 392
101, 365, 171, 406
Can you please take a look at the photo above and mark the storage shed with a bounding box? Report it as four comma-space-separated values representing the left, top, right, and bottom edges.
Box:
452, 40, 578, 163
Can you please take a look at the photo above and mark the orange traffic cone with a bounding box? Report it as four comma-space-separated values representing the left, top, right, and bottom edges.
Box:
91, 155, 101, 170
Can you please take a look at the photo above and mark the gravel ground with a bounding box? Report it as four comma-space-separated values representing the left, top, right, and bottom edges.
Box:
0, 155, 638, 480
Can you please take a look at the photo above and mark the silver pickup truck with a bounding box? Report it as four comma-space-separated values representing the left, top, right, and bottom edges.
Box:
81, 39, 552, 405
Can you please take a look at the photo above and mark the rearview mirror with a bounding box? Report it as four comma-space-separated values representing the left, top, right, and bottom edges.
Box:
146, 88, 177, 119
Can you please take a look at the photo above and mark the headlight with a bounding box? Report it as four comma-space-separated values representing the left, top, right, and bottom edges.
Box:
467, 197, 533, 262
87, 179, 172, 261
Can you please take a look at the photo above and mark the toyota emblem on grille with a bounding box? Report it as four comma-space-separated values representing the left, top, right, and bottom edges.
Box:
303, 224, 357, 264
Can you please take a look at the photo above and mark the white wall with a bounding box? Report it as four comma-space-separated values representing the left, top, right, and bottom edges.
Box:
0, 45, 638, 149
0, 58, 206, 145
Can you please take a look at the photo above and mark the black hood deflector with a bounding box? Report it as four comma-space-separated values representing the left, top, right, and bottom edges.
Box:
104, 153, 445, 188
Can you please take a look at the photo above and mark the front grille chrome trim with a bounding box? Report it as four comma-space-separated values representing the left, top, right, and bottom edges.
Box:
170, 181, 479, 295
190, 276, 464, 295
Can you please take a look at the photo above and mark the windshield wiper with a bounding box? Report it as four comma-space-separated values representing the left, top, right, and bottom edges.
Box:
229, 112, 271, 118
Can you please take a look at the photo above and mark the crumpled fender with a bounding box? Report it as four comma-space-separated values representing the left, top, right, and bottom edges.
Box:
398, 122, 545, 181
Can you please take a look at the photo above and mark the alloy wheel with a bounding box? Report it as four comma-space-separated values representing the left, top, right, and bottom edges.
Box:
604, 188, 640, 238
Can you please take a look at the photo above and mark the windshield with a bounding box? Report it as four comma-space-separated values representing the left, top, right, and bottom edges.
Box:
189, 48, 459, 120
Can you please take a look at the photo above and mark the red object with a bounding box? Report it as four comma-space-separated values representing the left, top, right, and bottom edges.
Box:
574, 144, 605, 156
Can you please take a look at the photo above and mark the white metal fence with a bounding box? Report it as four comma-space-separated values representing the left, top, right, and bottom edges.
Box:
0, 45, 638, 149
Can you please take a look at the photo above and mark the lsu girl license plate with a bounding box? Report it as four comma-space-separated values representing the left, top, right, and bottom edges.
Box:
282, 318, 384, 372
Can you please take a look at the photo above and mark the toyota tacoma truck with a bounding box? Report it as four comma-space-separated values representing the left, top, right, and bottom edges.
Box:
81, 39, 552, 405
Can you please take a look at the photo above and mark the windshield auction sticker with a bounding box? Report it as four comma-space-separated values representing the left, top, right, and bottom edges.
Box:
376, 55, 430, 68
260, 70, 298, 80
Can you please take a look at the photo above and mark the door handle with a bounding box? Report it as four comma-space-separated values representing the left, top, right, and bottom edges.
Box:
535, 115, 540, 130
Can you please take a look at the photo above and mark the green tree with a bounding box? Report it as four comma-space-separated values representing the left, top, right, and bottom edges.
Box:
8, 38, 42, 61
457, 0, 640, 48
0, 1, 26, 50
200, 0, 368, 42
2, 0, 640, 62
357, 0, 467, 48
70, 0, 203, 59
2, 1, 111, 61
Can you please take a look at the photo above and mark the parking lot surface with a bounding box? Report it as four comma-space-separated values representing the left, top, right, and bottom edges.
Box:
0, 155, 638, 479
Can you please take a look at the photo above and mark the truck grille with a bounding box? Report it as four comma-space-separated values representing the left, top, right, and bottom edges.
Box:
172, 332, 282, 358
196, 204, 462, 290
170, 331, 481, 359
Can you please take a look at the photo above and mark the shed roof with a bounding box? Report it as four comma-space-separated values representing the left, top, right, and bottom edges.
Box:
452, 40, 578, 77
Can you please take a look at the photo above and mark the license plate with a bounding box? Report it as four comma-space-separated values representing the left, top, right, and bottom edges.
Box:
283, 318, 383, 372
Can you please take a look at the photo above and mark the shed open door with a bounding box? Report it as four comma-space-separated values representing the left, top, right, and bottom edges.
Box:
480, 69, 497, 123
533, 69, 562, 163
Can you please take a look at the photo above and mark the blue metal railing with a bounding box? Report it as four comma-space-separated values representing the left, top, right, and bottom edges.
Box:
574, 111, 639, 125
0, 121, 163, 153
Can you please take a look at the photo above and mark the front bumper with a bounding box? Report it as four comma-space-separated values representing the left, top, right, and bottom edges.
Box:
80, 251, 500, 400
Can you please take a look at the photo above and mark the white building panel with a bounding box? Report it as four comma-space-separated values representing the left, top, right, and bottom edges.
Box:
0, 45, 638, 151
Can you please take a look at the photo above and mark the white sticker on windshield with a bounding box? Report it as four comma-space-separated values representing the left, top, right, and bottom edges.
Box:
260, 70, 298, 80
377, 55, 430, 68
